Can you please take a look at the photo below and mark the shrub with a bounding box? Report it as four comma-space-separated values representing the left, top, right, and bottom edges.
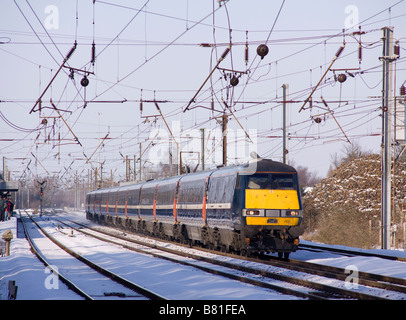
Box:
305, 204, 380, 249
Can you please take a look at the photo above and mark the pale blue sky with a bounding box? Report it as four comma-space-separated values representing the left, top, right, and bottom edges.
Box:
1, 0, 405, 183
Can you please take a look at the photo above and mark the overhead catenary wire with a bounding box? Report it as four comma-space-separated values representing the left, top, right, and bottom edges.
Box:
90, 3, 225, 103
3, 0, 406, 179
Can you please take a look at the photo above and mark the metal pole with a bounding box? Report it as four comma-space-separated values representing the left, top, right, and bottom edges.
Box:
282, 84, 289, 164
2, 157, 5, 181
126, 155, 130, 182
100, 163, 103, 189
222, 114, 228, 166
200, 128, 205, 171
75, 171, 78, 210
134, 155, 136, 181
139, 142, 142, 181
40, 187, 43, 217
381, 27, 394, 250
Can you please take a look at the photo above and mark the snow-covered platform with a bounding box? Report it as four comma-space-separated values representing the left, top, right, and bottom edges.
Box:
0, 215, 80, 300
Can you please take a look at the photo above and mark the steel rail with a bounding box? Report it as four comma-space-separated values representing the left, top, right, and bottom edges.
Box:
57, 217, 394, 300
263, 254, 406, 296
299, 242, 406, 262
55, 218, 323, 300
68, 216, 406, 297
19, 212, 93, 300
23, 212, 167, 300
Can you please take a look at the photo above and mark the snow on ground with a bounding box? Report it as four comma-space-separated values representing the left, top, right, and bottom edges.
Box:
0, 212, 292, 300
1, 210, 405, 300
0, 216, 80, 300
295, 240, 406, 280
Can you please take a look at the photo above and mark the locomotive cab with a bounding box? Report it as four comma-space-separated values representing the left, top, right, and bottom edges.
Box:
240, 163, 304, 256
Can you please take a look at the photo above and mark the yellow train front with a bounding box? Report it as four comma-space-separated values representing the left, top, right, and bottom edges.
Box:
237, 159, 304, 258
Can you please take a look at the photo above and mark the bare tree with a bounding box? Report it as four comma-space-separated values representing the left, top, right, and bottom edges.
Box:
328, 140, 371, 175
296, 165, 321, 187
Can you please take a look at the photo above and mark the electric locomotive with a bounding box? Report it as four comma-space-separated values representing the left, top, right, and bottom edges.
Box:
86, 158, 304, 258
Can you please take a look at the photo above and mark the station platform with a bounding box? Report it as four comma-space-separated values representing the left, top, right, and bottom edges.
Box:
0, 212, 79, 300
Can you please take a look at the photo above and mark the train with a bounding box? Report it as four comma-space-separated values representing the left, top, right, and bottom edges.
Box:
85, 158, 304, 258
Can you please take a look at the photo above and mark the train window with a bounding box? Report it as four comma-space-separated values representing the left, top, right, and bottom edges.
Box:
271, 174, 295, 190
247, 174, 270, 189
179, 184, 204, 203
140, 185, 156, 205
156, 183, 175, 205
207, 174, 237, 203
247, 173, 295, 190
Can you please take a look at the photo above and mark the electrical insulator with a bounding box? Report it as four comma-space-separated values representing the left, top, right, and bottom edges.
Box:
245, 30, 249, 65
245, 43, 249, 65
66, 42, 77, 61
358, 27, 363, 64
230, 76, 239, 87
358, 44, 362, 62
401, 85, 406, 96
221, 47, 231, 60
256, 44, 269, 59
335, 44, 345, 58
211, 99, 214, 111
140, 89, 143, 113
337, 74, 347, 83
91, 42, 96, 65
81, 76, 89, 87
394, 41, 400, 57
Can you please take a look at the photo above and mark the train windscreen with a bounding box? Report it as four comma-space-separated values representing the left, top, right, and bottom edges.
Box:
247, 173, 295, 190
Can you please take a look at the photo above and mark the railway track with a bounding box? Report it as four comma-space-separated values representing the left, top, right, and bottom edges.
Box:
299, 242, 406, 262
51, 213, 406, 300
19, 211, 167, 300
260, 254, 406, 297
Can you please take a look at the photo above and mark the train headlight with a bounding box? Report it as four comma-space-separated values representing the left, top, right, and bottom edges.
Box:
287, 211, 299, 216
246, 210, 260, 216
